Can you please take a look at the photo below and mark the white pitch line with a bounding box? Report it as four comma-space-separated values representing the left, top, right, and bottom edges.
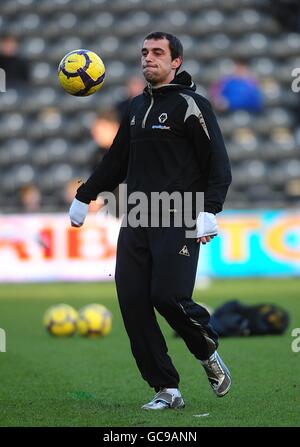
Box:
193, 413, 210, 417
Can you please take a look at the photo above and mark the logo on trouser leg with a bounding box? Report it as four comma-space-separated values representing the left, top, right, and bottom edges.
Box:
179, 245, 190, 256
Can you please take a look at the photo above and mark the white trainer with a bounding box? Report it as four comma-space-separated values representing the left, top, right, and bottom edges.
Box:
201, 351, 231, 397
141, 388, 185, 410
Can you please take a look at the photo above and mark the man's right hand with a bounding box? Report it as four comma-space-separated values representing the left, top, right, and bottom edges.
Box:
69, 198, 89, 227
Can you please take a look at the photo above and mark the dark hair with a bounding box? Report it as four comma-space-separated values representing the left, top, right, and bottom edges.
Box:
143, 31, 183, 68
0, 33, 17, 43
232, 57, 248, 66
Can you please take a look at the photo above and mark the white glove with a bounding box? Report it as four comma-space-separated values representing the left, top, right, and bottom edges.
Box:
196, 212, 218, 238
69, 198, 89, 227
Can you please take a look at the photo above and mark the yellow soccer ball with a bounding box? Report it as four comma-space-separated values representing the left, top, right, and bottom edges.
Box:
58, 49, 105, 96
43, 304, 78, 336
77, 304, 112, 337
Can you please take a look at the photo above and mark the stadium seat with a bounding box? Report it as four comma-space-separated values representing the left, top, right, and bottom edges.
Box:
0, 0, 299, 210
0, 89, 19, 112
272, 33, 300, 58
21, 37, 46, 58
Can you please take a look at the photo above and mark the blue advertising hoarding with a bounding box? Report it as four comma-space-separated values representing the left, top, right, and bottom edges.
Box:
197, 210, 300, 277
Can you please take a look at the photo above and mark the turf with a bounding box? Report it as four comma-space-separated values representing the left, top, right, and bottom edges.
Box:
0, 279, 299, 427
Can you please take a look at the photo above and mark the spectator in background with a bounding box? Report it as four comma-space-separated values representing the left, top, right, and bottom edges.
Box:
89, 109, 119, 217
115, 75, 145, 121
62, 178, 104, 214
19, 184, 41, 212
62, 179, 82, 206
87, 110, 121, 216
209, 58, 264, 114
0, 34, 30, 89
90, 109, 120, 169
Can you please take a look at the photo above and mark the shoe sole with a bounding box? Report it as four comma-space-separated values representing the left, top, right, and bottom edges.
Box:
141, 402, 185, 410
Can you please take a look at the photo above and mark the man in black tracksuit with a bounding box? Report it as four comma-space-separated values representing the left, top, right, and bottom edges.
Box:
69, 32, 232, 410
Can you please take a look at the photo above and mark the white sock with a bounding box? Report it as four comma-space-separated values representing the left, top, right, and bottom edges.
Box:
164, 388, 181, 397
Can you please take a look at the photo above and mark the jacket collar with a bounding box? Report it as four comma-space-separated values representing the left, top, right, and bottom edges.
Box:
143, 71, 196, 97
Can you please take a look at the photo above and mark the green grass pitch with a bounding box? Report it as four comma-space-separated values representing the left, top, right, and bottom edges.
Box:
0, 278, 299, 427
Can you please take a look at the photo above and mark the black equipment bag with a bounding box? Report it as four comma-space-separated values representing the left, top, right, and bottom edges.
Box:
210, 300, 289, 337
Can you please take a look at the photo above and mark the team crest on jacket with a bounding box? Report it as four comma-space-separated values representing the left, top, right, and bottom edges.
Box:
130, 116, 135, 126
159, 113, 168, 123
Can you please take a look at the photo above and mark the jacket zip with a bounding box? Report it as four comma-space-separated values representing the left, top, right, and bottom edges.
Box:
142, 87, 154, 128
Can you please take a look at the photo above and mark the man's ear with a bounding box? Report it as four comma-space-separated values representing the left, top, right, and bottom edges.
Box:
172, 57, 182, 70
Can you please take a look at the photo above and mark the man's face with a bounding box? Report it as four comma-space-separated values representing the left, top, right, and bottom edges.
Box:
141, 38, 181, 86
0, 37, 17, 56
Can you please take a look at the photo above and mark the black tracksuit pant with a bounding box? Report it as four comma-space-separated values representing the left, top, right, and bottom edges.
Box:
115, 219, 219, 392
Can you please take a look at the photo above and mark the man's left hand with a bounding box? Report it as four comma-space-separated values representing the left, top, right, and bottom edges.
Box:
196, 212, 218, 244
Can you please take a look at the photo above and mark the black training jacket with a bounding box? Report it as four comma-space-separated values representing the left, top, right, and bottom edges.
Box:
76, 71, 232, 214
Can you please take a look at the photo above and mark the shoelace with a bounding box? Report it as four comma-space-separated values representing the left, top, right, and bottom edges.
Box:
207, 355, 224, 378
151, 389, 176, 406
